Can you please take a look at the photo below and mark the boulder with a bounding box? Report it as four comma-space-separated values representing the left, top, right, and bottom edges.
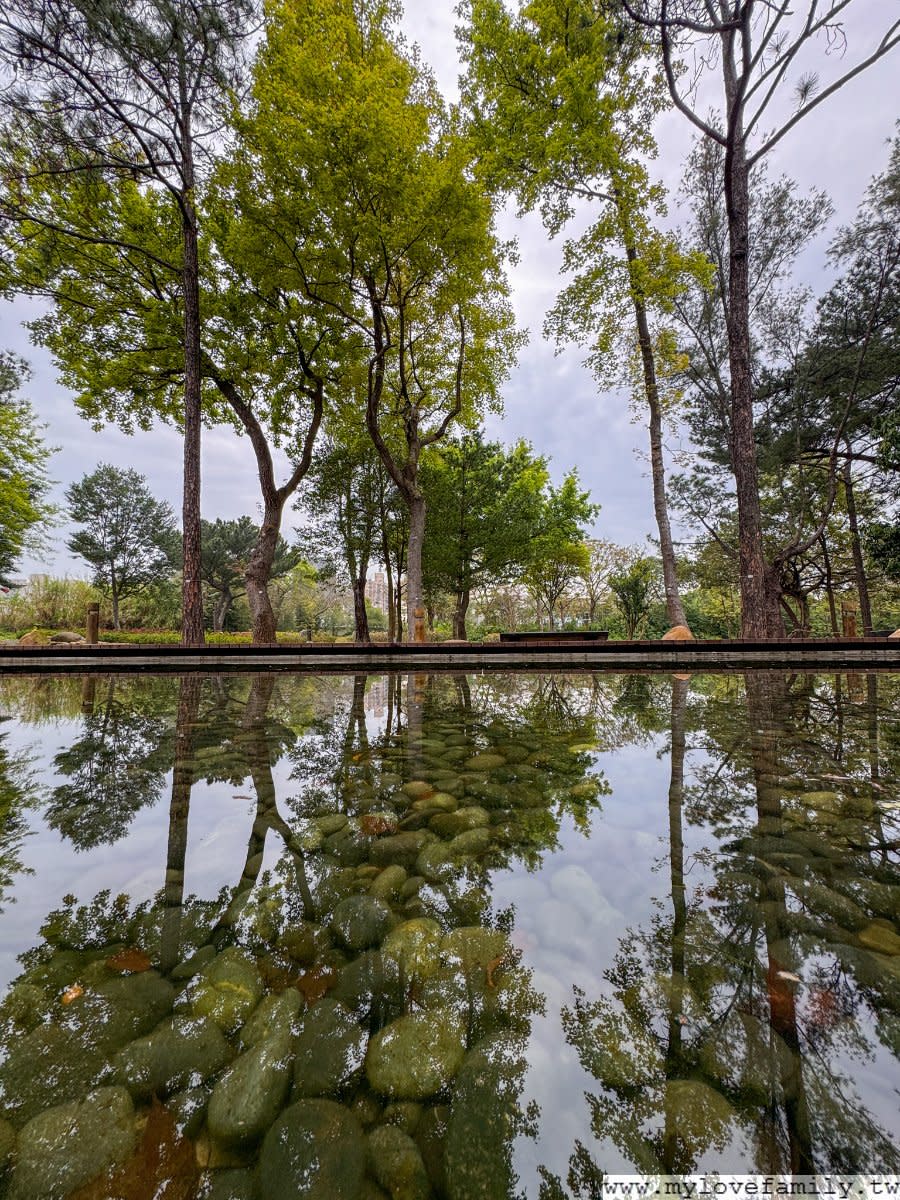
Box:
889, 629, 900, 639
258, 1099, 366, 1200
9, 1087, 136, 1200
382, 919, 444, 981
661, 625, 694, 640
367, 1124, 430, 1200
197, 1167, 256, 1199
429, 807, 490, 839
366, 1009, 466, 1100
187, 947, 263, 1034
208, 1030, 294, 1145
292, 999, 366, 1098
239, 989, 302, 1051
330, 896, 394, 952
113, 1015, 232, 1100
49, 631, 86, 643
444, 1037, 525, 1200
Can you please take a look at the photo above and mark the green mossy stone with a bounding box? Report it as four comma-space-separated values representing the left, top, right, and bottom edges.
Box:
463, 753, 506, 770
208, 1030, 294, 1145
168, 1083, 211, 1138
447, 828, 492, 859
367, 1123, 431, 1200
113, 1015, 232, 1100
401, 781, 435, 799
9, 1087, 136, 1200
317, 813, 350, 836
382, 919, 444, 980
197, 1167, 256, 1200
414, 1105, 449, 1195
441, 927, 508, 974
370, 865, 408, 901
412, 793, 458, 814
382, 1101, 423, 1135
370, 832, 436, 871
331, 951, 403, 1018
293, 999, 366, 1098
258, 1099, 366, 1200
172, 944, 217, 981
366, 1009, 466, 1100
240, 989, 302, 1051
414, 842, 456, 884
429, 807, 490, 839
330, 896, 395, 952
189, 948, 264, 1034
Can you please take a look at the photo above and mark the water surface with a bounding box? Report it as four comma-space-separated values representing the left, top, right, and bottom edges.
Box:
0, 670, 898, 1197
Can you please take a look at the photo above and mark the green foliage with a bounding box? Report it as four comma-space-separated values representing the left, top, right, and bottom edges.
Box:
200, 517, 299, 631
421, 432, 549, 632
609, 555, 660, 639
523, 471, 598, 628
0, 354, 55, 584
66, 464, 178, 628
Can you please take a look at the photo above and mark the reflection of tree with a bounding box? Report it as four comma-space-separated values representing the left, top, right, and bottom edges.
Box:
46, 678, 172, 848
555, 671, 900, 1181
0, 722, 37, 911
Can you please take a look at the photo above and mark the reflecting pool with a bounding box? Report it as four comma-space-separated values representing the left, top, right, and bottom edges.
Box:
0, 670, 898, 1197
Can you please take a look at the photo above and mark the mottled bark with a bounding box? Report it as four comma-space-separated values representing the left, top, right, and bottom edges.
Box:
453, 589, 470, 640
843, 457, 873, 636
721, 64, 784, 639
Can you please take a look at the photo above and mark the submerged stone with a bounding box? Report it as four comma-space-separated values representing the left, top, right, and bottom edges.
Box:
367, 1123, 431, 1200
293, 999, 366, 1098
382, 919, 445, 980
208, 1030, 294, 1145
859, 920, 900, 956
366, 1009, 466, 1100
9, 1087, 136, 1200
197, 1166, 256, 1200
444, 1037, 522, 1200
258, 1099, 365, 1200
240, 989, 302, 1050
331, 895, 395, 951
429, 807, 490, 839
188, 947, 264, 1034
113, 1015, 232, 1100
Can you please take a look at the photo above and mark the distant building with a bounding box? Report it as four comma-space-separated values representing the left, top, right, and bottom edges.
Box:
365, 571, 389, 614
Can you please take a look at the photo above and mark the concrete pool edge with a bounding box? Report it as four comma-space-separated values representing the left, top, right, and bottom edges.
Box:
1, 637, 899, 673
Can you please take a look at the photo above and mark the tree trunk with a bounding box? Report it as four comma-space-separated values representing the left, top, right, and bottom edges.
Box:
245, 501, 283, 645
624, 239, 687, 629
352, 572, 371, 643
177, 71, 205, 647
820, 534, 839, 636
453, 589, 470, 640
721, 64, 784, 639
110, 580, 120, 631
405, 492, 426, 642
843, 457, 873, 636
160, 674, 201, 972
213, 588, 232, 633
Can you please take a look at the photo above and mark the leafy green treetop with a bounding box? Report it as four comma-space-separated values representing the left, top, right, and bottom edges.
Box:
0, 353, 55, 587
420, 432, 549, 638
66, 464, 178, 629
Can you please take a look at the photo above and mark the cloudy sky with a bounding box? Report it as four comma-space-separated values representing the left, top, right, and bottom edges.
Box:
6, 0, 899, 579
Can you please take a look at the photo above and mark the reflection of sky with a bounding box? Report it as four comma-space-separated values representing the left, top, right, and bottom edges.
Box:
1, 674, 899, 1184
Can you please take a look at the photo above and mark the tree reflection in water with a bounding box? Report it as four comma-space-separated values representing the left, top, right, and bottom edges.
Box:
0, 670, 896, 1197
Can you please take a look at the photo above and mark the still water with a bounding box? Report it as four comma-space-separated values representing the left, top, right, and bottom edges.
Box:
0, 670, 898, 1198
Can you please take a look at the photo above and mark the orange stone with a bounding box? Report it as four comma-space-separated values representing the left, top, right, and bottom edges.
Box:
661, 625, 694, 641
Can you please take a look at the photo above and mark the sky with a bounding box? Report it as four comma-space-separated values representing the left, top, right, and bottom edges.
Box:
4, 0, 899, 580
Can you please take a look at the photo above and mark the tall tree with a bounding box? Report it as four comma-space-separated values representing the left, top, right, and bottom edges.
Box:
0, 353, 54, 586
295, 432, 388, 643
620, 0, 900, 637
421, 433, 549, 638
523, 471, 597, 629
0, 0, 253, 644
200, 516, 299, 632
459, 0, 707, 630
229, 0, 521, 641
66, 464, 178, 629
